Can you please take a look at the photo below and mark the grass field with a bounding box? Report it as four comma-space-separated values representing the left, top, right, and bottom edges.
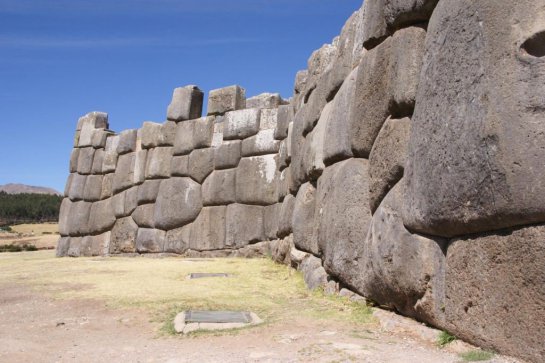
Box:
0, 251, 374, 335
10, 223, 58, 235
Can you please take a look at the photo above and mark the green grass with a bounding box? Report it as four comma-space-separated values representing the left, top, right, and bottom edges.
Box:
0, 244, 38, 253
0, 251, 374, 336
459, 350, 495, 361
437, 330, 457, 347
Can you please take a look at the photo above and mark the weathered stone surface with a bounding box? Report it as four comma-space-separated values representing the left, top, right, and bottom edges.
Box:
236, 155, 278, 205
225, 204, 264, 248
137, 179, 162, 205
246, 93, 285, 109
259, 108, 278, 130
289, 107, 307, 191
136, 228, 165, 253
171, 155, 189, 177
56, 236, 70, 257
223, 108, 261, 140
369, 117, 410, 213
117, 129, 138, 155
58, 198, 72, 236
211, 120, 223, 147
83, 175, 103, 202
124, 186, 139, 216
110, 216, 138, 253
77, 111, 109, 131
141, 122, 163, 149
164, 224, 191, 254
292, 182, 318, 255
362, 182, 446, 326
100, 173, 114, 200
132, 204, 155, 228
145, 147, 172, 179
154, 177, 202, 230
207, 85, 246, 116
77, 147, 95, 175
263, 204, 280, 240
278, 140, 289, 171
299, 255, 328, 290
404, 1, 545, 237
351, 27, 425, 158
270, 236, 292, 265
189, 206, 226, 251
66, 237, 82, 257
91, 149, 104, 174
187, 148, 214, 183
64, 173, 74, 197
192, 116, 214, 149
315, 159, 372, 287
69, 149, 79, 173
68, 174, 87, 201
214, 140, 241, 170
111, 190, 126, 218
277, 194, 295, 238
277, 167, 290, 202
274, 105, 293, 140
102, 135, 120, 173
202, 169, 236, 206
241, 129, 280, 156
160, 121, 177, 146
70, 201, 92, 236
302, 101, 330, 181
167, 85, 204, 122
113, 153, 136, 193
446, 224, 545, 362
133, 150, 147, 185
91, 129, 110, 149
173, 120, 195, 155
88, 198, 116, 234
79, 232, 110, 257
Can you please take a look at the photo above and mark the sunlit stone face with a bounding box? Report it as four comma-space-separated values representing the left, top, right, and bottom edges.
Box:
403, 0, 545, 237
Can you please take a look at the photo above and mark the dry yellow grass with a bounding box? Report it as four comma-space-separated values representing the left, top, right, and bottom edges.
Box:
0, 251, 373, 334
10, 223, 58, 235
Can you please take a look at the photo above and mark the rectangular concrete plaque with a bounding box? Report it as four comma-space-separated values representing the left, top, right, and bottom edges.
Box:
189, 273, 229, 279
185, 311, 252, 324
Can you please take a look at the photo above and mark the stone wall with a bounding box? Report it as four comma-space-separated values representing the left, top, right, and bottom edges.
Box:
57, 1, 545, 362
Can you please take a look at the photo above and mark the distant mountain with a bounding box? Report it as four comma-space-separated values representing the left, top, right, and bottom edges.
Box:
0, 184, 61, 196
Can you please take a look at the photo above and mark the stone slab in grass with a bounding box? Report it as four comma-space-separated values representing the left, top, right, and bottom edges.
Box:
174, 311, 263, 334
187, 273, 230, 279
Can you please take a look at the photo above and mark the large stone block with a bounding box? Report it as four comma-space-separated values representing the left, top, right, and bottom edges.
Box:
207, 85, 246, 116
292, 182, 319, 255
145, 147, 172, 179
117, 129, 138, 155
64, 173, 74, 197
91, 129, 110, 149
246, 93, 285, 109
173, 119, 195, 155
83, 175, 103, 202
369, 117, 410, 213
100, 173, 114, 200
160, 121, 177, 146
102, 135, 120, 173
225, 204, 264, 248
202, 169, 236, 206
70, 201, 92, 236
259, 108, 278, 130
125, 186, 139, 216
88, 198, 116, 234
263, 204, 280, 240
192, 116, 214, 149
110, 217, 138, 253
289, 107, 307, 192
58, 198, 72, 236
137, 179, 162, 205
277, 167, 291, 202
214, 140, 241, 170
278, 140, 289, 171
77, 111, 109, 131
91, 149, 104, 174
76, 147, 95, 175
132, 204, 156, 228
189, 206, 227, 251
170, 155, 189, 177
167, 85, 204, 122
277, 194, 296, 238
350, 27, 425, 158
302, 101, 330, 181
446, 224, 545, 362
315, 159, 372, 287
141, 122, 163, 149
66, 237, 82, 257
241, 129, 280, 156
68, 174, 87, 201
236, 155, 278, 205
79, 232, 110, 257
362, 182, 446, 326
404, 1, 545, 237
69, 149, 79, 173
136, 228, 165, 253
223, 108, 261, 140
113, 153, 136, 193
324, 67, 357, 165
164, 224, 191, 254
187, 148, 214, 183
274, 105, 293, 140
154, 177, 202, 230
56, 236, 70, 257
112, 190, 126, 218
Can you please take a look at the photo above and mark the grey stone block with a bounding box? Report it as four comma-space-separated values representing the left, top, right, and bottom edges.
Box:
91, 129, 110, 149
277, 194, 296, 238
274, 105, 294, 140
136, 228, 165, 253
102, 135, 120, 173
66, 237, 82, 257
207, 85, 246, 116
259, 108, 278, 130
68, 174, 87, 201
113, 153, 136, 193
167, 85, 204, 122
112, 190, 126, 218
202, 169, 236, 206
292, 182, 319, 255
132, 204, 156, 228
124, 186, 139, 216
141, 122, 163, 149
214, 140, 241, 170
110, 217, 138, 253
56, 236, 70, 257
64, 173, 74, 198
145, 147, 172, 179
77, 147, 95, 175
241, 129, 280, 156
246, 93, 285, 109
83, 175, 103, 202
137, 179, 163, 205
70, 201, 92, 236
225, 204, 264, 248
154, 177, 202, 230
79, 232, 110, 257
88, 198, 116, 234
236, 155, 278, 205
264, 204, 280, 240
164, 224, 191, 254
117, 129, 138, 155
160, 121, 177, 146
77, 111, 109, 131
189, 206, 227, 251
278, 140, 289, 171
277, 167, 290, 202
173, 119, 195, 155
69, 149, 79, 173
369, 117, 410, 213
193, 116, 215, 149
289, 107, 307, 192
100, 173, 114, 200
58, 198, 72, 236
188, 148, 214, 183
302, 101, 330, 181
91, 149, 104, 174
223, 108, 261, 140
171, 155, 189, 177
300, 255, 328, 290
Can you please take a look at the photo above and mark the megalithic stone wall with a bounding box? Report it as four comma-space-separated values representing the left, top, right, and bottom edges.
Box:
57, 1, 545, 362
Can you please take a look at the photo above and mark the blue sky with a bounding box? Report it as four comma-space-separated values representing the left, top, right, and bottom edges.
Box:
0, 0, 362, 192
